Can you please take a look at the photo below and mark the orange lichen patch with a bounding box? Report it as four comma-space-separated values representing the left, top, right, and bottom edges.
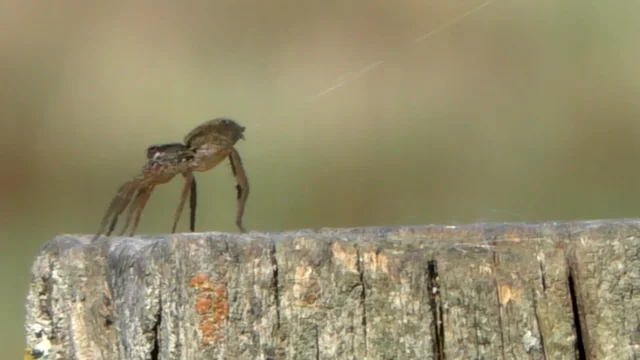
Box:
330, 242, 358, 273
190, 273, 209, 288
195, 297, 213, 313
189, 273, 229, 346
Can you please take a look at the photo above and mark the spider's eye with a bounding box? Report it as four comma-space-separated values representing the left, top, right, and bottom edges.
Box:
152, 151, 165, 161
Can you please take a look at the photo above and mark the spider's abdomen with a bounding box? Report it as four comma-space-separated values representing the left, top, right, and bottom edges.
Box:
184, 117, 246, 150
189, 144, 232, 172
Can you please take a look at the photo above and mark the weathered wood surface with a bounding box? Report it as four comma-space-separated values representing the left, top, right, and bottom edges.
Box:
25, 219, 640, 360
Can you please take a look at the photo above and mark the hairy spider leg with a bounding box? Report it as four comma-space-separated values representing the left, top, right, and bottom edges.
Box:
115, 143, 198, 236
189, 175, 197, 232
91, 179, 141, 242
107, 183, 146, 236
117, 167, 198, 236
120, 174, 196, 236
122, 184, 157, 236
171, 172, 196, 233
229, 148, 249, 233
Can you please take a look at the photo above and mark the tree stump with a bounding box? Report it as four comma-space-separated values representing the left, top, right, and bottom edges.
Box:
24, 220, 640, 359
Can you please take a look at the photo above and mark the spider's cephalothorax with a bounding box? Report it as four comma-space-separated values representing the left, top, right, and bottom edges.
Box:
146, 142, 194, 164
91, 118, 249, 242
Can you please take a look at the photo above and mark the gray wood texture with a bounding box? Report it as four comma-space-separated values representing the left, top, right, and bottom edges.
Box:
24, 220, 640, 359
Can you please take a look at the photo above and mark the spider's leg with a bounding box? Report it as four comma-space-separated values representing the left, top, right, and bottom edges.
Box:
128, 184, 156, 236
106, 183, 140, 236
92, 180, 138, 242
189, 175, 198, 232
229, 148, 250, 233
171, 172, 195, 233
118, 185, 151, 236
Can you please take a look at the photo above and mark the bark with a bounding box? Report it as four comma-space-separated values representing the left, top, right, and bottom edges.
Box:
24, 220, 640, 359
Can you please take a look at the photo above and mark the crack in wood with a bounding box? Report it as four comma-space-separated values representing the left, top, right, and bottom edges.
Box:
269, 241, 281, 332
150, 300, 161, 360
490, 239, 506, 360
355, 246, 368, 356
532, 287, 547, 359
269, 240, 284, 359
566, 260, 587, 360
535, 256, 548, 359
538, 257, 548, 294
427, 259, 445, 360
314, 324, 320, 360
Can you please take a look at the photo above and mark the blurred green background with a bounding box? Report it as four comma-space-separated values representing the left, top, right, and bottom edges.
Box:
2, 0, 640, 356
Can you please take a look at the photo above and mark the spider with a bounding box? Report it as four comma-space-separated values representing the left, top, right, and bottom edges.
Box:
96, 143, 198, 239
91, 118, 249, 241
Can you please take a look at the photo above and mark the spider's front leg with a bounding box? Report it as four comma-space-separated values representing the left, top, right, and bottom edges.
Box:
189, 174, 197, 232
170, 172, 197, 233
117, 173, 198, 236
92, 179, 141, 242
119, 184, 156, 236
228, 147, 249, 233
117, 176, 197, 236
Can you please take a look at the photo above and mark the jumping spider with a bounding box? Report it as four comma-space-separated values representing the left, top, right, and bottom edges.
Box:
92, 118, 249, 241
